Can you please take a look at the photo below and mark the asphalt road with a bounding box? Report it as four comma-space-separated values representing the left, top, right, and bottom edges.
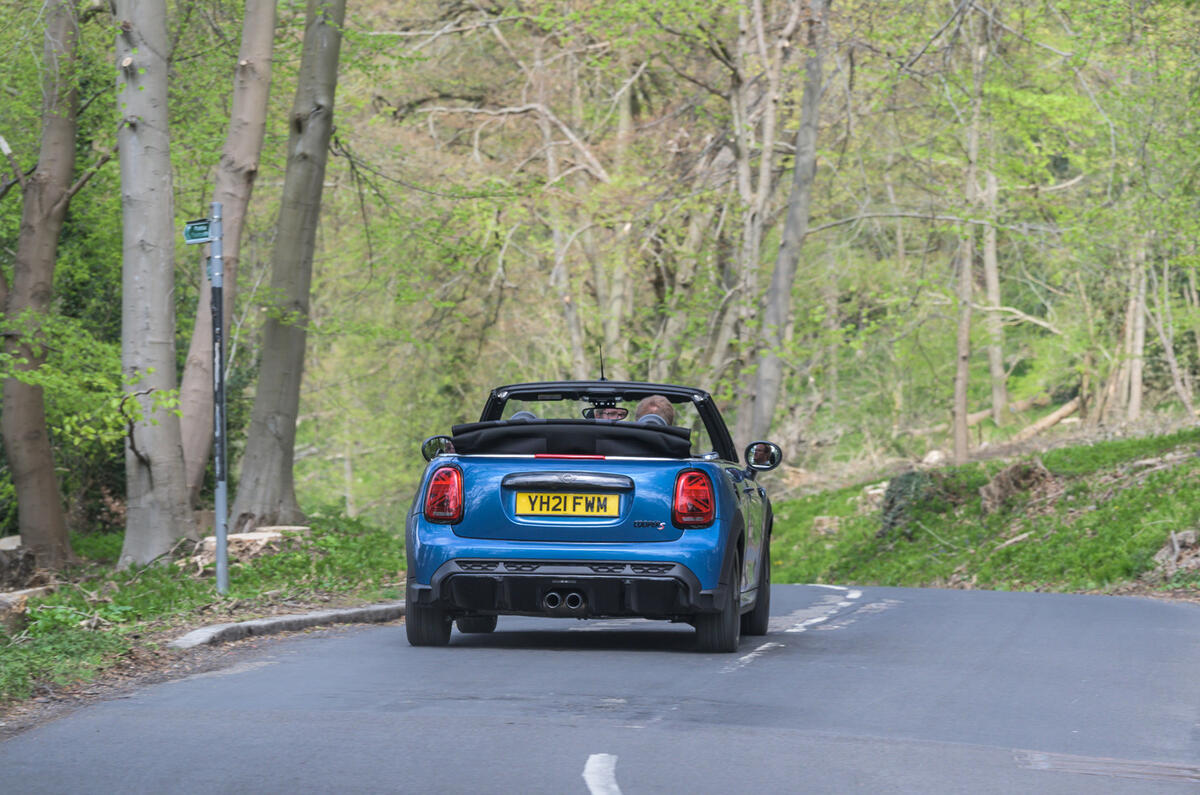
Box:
3, 585, 1199, 793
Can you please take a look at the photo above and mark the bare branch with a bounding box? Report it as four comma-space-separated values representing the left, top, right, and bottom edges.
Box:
806, 210, 1053, 237
421, 104, 611, 183
59, 143, 117, 208
900, 0, 970, 74
367, 15, 526, 42
120, 388, 156, 469
969, 302, 1063, 336
1010, 174, 1084, 193
969, 3, 1072, 58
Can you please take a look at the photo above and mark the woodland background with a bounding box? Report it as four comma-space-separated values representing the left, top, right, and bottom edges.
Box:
2, 0, 1199, 567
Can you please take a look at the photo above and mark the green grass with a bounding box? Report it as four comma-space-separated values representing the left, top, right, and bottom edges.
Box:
772, 430, 1200, 593
1040, 427, 1200, 476
1, 511, 405, 704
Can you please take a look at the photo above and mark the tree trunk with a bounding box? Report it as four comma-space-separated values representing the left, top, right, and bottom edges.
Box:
1146, 260, 1194, 417
952, 18, 985, 465
535, 41, 587, 380
116, 0, 197, 566
982, 169, 1007, 425
230, 0, 345, 533
1127, 252, 1147, 422
952, 238, 974, 464
599, 49, 635, 376
648, 146, 732, 383
823, 269, 839, 412
179, 0, 278, 505
1186, 269, 1200, 372
1102, 265, 1139, 423
1, 0, 79, 568
746, 0, 827, 446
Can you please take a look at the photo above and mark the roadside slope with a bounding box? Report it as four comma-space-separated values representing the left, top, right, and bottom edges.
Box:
772, 427, 1200, 598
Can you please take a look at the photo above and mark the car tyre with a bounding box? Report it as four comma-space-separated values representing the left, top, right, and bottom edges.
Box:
741, 533, 771, 636
455, 615, 498, 634
406, 601, 452, 646
695, 553, 741, 653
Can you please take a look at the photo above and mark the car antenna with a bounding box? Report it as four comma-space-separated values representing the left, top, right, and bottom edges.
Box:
598, 345, 607, 381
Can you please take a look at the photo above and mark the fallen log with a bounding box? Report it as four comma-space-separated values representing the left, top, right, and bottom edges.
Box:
905, 393, 1052, 436
1010, 397, 1081, 443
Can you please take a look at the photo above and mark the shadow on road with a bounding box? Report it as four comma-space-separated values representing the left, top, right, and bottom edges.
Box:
439, 622, 700, 653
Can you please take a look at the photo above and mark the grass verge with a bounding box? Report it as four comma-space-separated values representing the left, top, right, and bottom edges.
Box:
771, 427, 1200, 594
0, 511, 404, 705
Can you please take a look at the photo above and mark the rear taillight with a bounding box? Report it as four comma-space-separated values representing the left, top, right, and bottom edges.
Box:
424, 467, 463, 523
673, 470, 714, 527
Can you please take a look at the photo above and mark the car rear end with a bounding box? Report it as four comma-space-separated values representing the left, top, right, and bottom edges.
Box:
406, 453, 736, 628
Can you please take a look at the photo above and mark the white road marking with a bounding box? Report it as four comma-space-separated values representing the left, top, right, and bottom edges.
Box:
721, 641, 785, 673
769, 593, 845, 633
583, 754, 622, 795
721, 590, 899, 673
811, 599, 903, 631
809, 584, 849, 591
785, 616, 832, 633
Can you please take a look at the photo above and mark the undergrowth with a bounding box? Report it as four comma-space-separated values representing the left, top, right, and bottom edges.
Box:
0, 511, 404, 704
772, 427, 1200, 592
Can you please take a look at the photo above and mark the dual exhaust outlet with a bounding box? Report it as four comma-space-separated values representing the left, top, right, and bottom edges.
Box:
543, 590, 585, 613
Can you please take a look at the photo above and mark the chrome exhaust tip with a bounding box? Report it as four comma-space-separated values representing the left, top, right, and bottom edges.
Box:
543, 591, 562, 610
564, 591, 584, 611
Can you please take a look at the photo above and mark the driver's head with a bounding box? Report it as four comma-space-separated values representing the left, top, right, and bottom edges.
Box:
594, 406, 626, 420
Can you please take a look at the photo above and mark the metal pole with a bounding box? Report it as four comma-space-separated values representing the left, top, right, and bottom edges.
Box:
209, 202, 229, 595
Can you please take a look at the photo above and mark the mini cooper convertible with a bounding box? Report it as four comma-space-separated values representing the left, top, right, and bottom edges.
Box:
405, 381, 782, 652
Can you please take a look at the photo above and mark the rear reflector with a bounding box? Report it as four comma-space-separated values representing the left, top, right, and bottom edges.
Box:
534, 454, 607, 459
673, 470, 715, 528
425, 466, 463, 523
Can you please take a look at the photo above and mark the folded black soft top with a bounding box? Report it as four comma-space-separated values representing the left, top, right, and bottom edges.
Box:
451, 418, 692, 458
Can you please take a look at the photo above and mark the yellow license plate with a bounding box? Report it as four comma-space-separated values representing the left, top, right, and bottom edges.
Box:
515, 492, 619, 516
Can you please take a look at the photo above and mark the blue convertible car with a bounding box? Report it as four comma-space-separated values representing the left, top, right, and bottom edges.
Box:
405, 381, 782, 652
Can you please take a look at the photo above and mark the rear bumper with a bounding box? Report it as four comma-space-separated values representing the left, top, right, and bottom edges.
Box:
408, 559, 723, 619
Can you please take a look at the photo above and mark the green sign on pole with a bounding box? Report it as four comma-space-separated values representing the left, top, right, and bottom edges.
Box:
183, 218, 211, 244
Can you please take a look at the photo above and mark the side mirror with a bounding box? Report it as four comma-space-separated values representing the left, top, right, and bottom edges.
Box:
421, 435, 455, 462
744, 441, 783, 472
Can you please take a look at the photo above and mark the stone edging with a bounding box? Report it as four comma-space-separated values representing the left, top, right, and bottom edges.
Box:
167, 601, 406, 650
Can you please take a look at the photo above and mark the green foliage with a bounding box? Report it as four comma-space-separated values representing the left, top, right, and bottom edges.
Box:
772, 431, 1200, 593
0, 626, 127, 703
70, 530, 124, 563
1041, 428, 1200, 476
0, 511, 404, 703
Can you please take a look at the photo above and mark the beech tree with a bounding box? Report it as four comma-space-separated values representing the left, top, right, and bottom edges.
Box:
0, 0, 85, 567
231, 0, 346, 532
178, 0, 278, 505
951, 9, 987, 465
745, 0, 830, 445
114, 0, 195, 566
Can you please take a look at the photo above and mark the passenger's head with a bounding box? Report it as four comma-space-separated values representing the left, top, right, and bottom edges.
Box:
635, 395, 675, 425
